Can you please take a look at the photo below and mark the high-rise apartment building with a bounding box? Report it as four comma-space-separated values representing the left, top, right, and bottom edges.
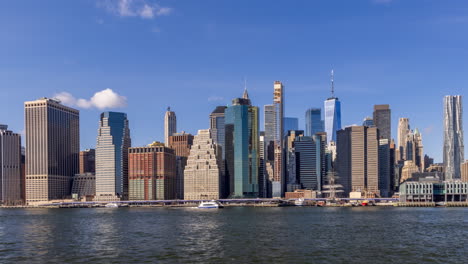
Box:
95, 112, 131, 201
128, 145, 175, 200
336, 126, 379, 197
443, 95, 464, 181
324, 71, 342, 143
164, 107, 177, 147
225, 90, 259, 198
79, 149, 95, 174
168, 132, 194, 199
25, 98, 79, 203
305, 108, 324, 137
397, 118, 410, 161
272, 81, 285, 197
258, 132, 268, 198
0, 125, 22, 205
284, 117, 298, 134
373, 104, 391, 140
184, 129, 222, 200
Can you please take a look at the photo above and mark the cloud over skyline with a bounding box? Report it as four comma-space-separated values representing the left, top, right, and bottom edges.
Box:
54, 89, 127, 110
98, 0, 173, 19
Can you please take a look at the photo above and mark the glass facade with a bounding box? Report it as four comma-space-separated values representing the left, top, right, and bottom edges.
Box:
324, 98, 341, 143
443, 95, 464, 181
305, 108, 323, 136
96, 112, 131, 200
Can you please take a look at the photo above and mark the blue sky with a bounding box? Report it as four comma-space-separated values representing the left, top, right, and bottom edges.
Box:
1, 0, 467, 162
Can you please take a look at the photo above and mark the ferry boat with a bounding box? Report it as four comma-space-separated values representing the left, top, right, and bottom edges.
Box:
104, 203, 119, 208
294, 198, 305, 206
198, 200, 222, 209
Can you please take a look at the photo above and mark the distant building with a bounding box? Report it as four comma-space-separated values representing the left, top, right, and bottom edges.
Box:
462, 161, 468, 182
284, 189, 317, 199
258, 132, 268, 198
184, 129, 223, 200
373, 104, 391, 140
362, 117, 374, 127
164, 107, 177, 147
400, 160, 420, 183
71, 173, 96, 199
400, 180, 468, 203
210, 106, 227, 197
294, 135, 322, 192
25, 98, 79, 203
272, 81, 285, 197
79, 149, 95, 174
225, 89, 259, 198
443, 95, 464, 181
284, 117, 298, 134
424, 155, 434, 171
379, 139, 391, 197
169, 132, 194, 199
397, 118, 410, 161
305, 108, 324, 137
324, 71, 341, 143
285, 130, 304, 192
95, 112, 131, 201
128, 145, 175, 200
0, 125, 22, 205
427, 164, 444, 173
336, 126, 379, 197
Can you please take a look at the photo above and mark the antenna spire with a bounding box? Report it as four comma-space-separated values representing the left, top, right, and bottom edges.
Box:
242, 77, 249, 99
331, 69, 335, 98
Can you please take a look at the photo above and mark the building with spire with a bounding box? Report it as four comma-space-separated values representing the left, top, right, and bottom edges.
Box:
324, 70, 342, 144
225, 89, 259, 198
443, 95, 464, 181
184, 129, 223, 200
164, 107, 177, 147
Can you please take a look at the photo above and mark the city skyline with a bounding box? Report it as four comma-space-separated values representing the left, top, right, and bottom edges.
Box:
1, 1, 468, 163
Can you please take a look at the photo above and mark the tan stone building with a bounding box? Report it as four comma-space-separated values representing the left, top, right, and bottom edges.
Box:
184, 129, 222, 200
25, 98, 79, 203
462, 161, 468, 182
169, 132, 194, 199
400, 160, 420, 183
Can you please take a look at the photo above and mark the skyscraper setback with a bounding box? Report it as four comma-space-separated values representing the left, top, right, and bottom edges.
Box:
95, 112, 131, 201
324, 70, 342, 143
164, 107, 177, 147
25, 98, 79, 203
443, 95, 464, 181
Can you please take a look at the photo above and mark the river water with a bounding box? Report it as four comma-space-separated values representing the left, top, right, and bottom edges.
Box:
0, 207, 466, 263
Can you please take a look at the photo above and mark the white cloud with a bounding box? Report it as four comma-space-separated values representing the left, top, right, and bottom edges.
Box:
54, 89, 127, 110
98, 0, 173, 19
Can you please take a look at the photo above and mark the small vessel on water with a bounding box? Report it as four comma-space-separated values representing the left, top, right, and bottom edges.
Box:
198, 200, 222, 209
105, 203, 119, 208
294, 198, 305, 206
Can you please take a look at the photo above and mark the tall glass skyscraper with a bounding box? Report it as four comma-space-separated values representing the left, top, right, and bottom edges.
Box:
305, 108, 323, 136
324, 71, 341, 144
95, 112, 131, 201
225, 90, 259, 198
443, 95, 464, 181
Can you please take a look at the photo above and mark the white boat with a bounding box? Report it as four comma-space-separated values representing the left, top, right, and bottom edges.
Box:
198, 200, 221, 209
105, 203, 119, 208
294, 198, 305, 206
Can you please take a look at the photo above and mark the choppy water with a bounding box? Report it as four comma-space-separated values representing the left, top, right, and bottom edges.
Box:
0, 207, 467, 263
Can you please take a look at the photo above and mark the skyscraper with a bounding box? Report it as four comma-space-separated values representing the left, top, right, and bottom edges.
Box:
168, 132, 194, 199
258, 132, 267, 198
362, 117, 374, 127
324, 70, 342, 144
397, 118, 410, 161
373, 104, 391, 140
210, 106, 227, 196
294, 135, 322, 191
305, 108, 324, 136
128, 144, 175, 200
284, 117, 298, 134
95, 112, 131, 201
164, 107, 177, 147
25, 98, 79, 203
336, 126, 379, 197
225, 89, 259, 198
378, 139, 391, 197
462, 160, 468, 182
273, 81, 285, 197
443, 95, 464, 181
0, 125, 22, 205
79, 149, 95, 174
184, 129, 223, 200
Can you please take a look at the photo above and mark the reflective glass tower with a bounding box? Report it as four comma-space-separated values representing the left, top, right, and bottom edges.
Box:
443, 95, 464, 181
96, 112, 131, 200
225, 89, 259, 198
324, 70, 341, 143
305, 108, 323, 136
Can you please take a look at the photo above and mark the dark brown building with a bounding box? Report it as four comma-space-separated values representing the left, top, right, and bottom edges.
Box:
128, 145, 176, 200
79, 149, 95, 174
168, 132, 194, 199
